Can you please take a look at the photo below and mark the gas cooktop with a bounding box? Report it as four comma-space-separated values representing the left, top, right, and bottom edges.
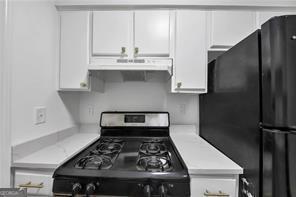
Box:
52, 112, 190, 197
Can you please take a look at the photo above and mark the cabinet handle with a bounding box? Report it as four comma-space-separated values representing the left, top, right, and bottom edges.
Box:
19, 182, 44, 189
80, 82, 87, 88
241, 178, 250, 186
204, 190, 229, 197
134, 47, 139, 56
121, 47, 126, 56
177, 82, 182, 88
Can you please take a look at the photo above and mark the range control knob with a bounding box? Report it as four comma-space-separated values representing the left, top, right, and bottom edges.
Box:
143, 185, 152, 197
86, 183, 96, 195
72, 183, 82, 196
159, 184, 168, 197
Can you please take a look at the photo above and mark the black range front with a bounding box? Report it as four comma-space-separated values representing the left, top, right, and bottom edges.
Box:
52, 112, 190, 197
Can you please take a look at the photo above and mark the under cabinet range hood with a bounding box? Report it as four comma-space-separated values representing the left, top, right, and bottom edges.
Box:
88, 58, 173, 75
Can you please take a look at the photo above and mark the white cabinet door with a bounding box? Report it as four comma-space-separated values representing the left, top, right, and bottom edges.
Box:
60, 11, 90, 90
257, 11, 296, 26
134, 10, 170, 57
92, 11, 132, 57
174, 10, 207, 93
15, 170, 53, 196
191, 177, 237, 197
209, 11, 257, 49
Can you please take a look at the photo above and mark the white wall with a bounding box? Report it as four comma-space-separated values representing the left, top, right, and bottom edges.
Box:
0, 0, 12, 188
0, 1, 3, 67
10, 0, 79, 145
79, 81, 199, 126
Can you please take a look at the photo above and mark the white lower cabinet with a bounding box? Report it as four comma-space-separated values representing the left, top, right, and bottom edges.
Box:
14, 170, 53, 196
191, 175, 239, 197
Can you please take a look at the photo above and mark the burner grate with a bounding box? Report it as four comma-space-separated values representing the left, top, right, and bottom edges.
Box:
100, 138, 124, 144
139, 142, 168, 156
96, 142, 122, 155
137, 155, 172, 172
75, 137, 124, 170
75, 155, 112, 170
137, 140, 173, 172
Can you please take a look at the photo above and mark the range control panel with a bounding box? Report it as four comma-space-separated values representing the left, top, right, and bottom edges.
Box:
100, 112, 169, 128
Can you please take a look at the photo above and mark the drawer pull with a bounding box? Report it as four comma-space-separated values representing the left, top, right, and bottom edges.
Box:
204, 190, 230, 197
19, 181, 44, 189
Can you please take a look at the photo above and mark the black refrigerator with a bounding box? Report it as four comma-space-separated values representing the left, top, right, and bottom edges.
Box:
200, 15, 296, 197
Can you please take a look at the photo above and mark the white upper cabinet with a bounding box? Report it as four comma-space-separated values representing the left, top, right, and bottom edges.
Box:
92, 11, 133, 57
59, 11, 90, 90
208, 11, 257, 49
134, 11, 170, 57
91, 10, 172, 59
173, 10, 207, 93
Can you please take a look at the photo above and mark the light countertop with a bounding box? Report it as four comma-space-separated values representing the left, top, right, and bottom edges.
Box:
170, 125, 243, 175
12, 125, 242, 175
12, 132, 99, 169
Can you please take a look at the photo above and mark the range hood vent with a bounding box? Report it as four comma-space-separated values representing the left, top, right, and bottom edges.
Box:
121, 71, 147, 81
116, 59, 145, 64
88, 58, 173, 75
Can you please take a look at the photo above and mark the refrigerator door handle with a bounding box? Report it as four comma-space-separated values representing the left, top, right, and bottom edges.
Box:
241, 177, 255, 197
287, 134, 296, 196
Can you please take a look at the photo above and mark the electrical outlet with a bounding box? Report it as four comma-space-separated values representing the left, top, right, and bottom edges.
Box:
34, 106, 46, 125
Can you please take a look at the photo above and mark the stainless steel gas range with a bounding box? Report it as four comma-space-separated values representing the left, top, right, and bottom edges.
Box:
52, 112, 190, 197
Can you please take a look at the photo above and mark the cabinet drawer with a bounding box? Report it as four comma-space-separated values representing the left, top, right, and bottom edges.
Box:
191, 177, 237, 197
15, 171, 53, 196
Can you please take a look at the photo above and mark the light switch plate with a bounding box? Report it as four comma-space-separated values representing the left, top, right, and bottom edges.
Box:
34, 106, 46, 125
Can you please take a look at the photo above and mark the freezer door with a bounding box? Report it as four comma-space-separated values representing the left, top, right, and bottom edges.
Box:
262, 128, 296, 197
200, 30, 261, 197
261, 15, 296, 128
